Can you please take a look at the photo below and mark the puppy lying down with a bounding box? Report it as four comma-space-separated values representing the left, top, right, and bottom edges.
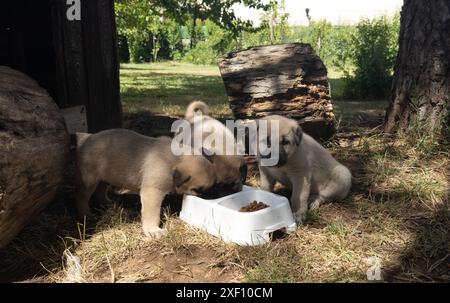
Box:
75, 129, 217, 238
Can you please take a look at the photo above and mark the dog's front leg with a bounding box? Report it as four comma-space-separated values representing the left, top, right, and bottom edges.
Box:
75, 169, 98, 220
290, 173, 311, 224
140, 187, 168, 239
259, 166, 275, 192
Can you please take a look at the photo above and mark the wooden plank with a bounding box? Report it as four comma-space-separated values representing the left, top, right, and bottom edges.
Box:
51, 0, 122, 132
81, 0, 122, 132
51, 0, 89, 110
50, 0, 69, 108
61, 105, 88, 134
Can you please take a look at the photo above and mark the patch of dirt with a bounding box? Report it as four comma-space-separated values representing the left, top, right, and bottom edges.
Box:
90, 247, 240, 283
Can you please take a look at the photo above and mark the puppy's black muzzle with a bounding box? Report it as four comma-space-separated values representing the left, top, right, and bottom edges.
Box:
259, 148, 288, 167
198, 182, 243, 200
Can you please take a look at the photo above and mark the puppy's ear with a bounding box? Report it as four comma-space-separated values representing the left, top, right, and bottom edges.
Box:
173, 168, 191, 187
201, 147, 215, 163
293, 125, 303, 146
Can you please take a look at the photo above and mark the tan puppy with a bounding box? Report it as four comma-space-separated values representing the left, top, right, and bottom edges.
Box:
258, 115, 352, 224
184, 101, 247, 196
75, 129, 216, 238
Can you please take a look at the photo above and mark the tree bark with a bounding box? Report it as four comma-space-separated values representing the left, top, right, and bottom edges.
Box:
384, 0, 450, 136
219, 43, 335, 140
0, 66, 69, 249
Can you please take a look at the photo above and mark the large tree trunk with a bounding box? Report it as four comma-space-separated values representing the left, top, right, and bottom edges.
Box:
0, 66, 69, 249
384, 0, 450, 135
219, 43, 335, 140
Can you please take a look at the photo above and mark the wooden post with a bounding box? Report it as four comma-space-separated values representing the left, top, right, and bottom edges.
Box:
219, 43, 336, 140
51, 0, 122, 132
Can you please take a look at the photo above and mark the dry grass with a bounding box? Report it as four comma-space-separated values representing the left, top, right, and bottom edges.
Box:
0, 62, 448, 283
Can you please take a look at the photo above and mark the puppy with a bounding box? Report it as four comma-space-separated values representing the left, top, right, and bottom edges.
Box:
257, 115, 352, 224
183, 101, 247, 196
75, 129, 216, 238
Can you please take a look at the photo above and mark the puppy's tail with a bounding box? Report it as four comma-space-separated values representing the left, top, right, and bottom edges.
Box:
75, 132, 91, 149
185, 100, 210, 120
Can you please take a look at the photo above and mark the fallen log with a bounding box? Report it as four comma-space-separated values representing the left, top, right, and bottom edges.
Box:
0, 66, 69, 248
218, 43, 336, 140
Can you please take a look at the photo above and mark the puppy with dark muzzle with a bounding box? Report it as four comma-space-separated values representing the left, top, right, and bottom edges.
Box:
75, 129, 216, 238
257, 115, 352, 224
200, 153, 247, 198
183, 101, 247, 197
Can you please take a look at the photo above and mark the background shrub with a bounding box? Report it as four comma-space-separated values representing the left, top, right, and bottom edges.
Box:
343, 15, 400, 100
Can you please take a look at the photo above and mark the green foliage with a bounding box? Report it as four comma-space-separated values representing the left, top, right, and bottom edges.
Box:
327, 26, 355, 74
115, 0, 164, 62
287, 20, 336, 67
115, 1, 400, 101
117, 35, 130, 62
115, 0, 268, 63
258, 0, 290, 44
183, 20, 239, 65
343, 15, 400, 100
158, 0, 269, 36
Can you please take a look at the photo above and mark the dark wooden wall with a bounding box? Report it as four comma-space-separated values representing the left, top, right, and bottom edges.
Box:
0, 0, 122, 132
52, 0, 122, 132
0, 1, 58, 99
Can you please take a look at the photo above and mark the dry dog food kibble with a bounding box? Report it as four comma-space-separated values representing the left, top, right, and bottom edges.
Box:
239, 201, 270, 212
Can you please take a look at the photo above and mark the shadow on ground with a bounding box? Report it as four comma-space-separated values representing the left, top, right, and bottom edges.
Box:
0, 101, 448, 282
332, 117, 450, 282
123, 112, 179, 137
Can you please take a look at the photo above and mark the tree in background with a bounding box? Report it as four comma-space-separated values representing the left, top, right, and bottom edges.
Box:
182, 20, 240, 64
287, 20, 336, 68
327, 25, 355, 74
260, 0, 290, 44
115, 0, 167, 62
116, 0, 269, 62
343, 15, 399, 100
384, 0, 449, 138
159, 0, 268, 36
308, 20, 332, 58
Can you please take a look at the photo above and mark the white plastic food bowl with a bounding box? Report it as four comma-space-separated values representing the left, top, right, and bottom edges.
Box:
180, 186, 297, 246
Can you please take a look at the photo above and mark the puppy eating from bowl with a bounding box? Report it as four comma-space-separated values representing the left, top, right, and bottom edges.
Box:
75, 129, 217, 238
257, 115, 352, 224
182, 100, 247, 197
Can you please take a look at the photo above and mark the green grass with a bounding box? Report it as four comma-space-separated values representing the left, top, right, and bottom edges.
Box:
120, 61, 389, 121
120, 62, 230, 117
328, 69, 346, 100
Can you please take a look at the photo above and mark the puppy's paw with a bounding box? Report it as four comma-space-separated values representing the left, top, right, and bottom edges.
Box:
294, 212, 307, 225
143, 227, 168, 239
309, 200, 321, 210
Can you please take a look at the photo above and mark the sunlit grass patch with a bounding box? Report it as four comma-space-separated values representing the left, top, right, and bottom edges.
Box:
120, 62, 230, 117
